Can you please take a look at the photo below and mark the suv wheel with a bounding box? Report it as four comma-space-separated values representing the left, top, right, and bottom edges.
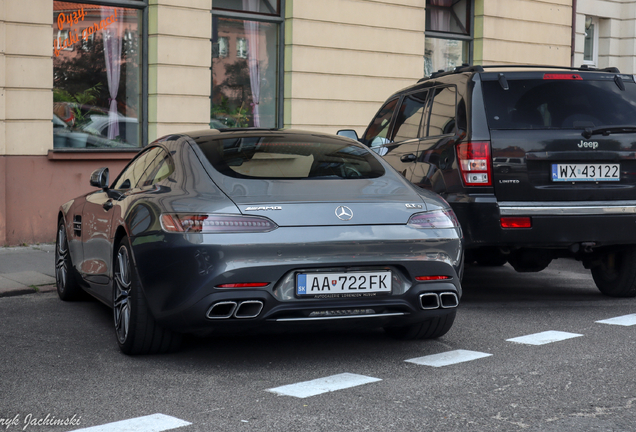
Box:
591, 248, 636, 298
473, 247, 508, 267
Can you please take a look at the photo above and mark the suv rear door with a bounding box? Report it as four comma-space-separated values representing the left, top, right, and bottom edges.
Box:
480, 72, 636, 202
411, 84, 462, 194
362, 93, 428, 181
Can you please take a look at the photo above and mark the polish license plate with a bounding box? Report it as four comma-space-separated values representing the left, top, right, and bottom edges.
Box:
552, 163, 620, 181
296, 271, 392, 298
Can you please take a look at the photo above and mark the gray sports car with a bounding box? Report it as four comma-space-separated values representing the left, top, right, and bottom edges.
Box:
56, 129, 463, 354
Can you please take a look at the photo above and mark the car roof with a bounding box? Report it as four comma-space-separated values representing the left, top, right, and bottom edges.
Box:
162, 128, 364, 146
385, 64, 628, 100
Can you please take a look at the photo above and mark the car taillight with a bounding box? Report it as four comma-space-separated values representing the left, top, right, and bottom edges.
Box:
407, 209, 460, 229
415, 276, 451, 281
500, 216, 532, 228
161, 213, 278, 233
216, 282, 270, 288
457, 142, 492, 186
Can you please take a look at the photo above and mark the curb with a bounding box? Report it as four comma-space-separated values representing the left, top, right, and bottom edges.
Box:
0, 284, 57, 298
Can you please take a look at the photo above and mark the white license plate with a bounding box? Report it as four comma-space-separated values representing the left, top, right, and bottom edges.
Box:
552, 163, 620, 181
296, 271, 392, 297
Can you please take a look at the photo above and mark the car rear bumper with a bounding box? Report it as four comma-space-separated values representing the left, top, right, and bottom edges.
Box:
452, 199, 636, 249
128, 224, 463, 333
157, 282, 460, 334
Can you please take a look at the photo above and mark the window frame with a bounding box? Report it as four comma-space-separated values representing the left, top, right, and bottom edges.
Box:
425, 0, 474, 75
361, 97, 400, 147
582, 16, 599, 67
211, 1, 285, 129
389, 89, 430, 143
52, 0, 148, 152
423, 85, 458, 138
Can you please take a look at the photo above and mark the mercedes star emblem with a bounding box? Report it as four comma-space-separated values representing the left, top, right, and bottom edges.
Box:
335, 206, 353, 221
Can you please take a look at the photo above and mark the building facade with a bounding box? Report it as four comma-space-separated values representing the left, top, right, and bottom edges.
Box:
0, 0, 633, 245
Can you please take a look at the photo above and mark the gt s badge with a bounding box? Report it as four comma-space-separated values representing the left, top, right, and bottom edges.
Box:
245, 206, 282, 211
405, 203, 423, 209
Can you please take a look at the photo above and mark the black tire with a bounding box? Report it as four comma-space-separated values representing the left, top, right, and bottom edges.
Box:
55, 220, 83, 301
474, 247, 508, 267
384, 311, 456, 340
591, 248, 636, 298
113, 237, 182, 354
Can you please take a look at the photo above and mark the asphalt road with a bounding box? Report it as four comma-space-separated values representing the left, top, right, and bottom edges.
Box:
2, 258, 636, 432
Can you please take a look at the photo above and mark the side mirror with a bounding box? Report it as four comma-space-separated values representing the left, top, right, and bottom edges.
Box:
90, 167, 109, 190
337, 129, 360, 141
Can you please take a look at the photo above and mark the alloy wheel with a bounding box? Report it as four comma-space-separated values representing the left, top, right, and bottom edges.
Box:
55, 225, 68, 292
114, 245, 132, 344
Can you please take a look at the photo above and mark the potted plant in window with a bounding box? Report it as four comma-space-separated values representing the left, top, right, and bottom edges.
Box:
53, 84, 103, 148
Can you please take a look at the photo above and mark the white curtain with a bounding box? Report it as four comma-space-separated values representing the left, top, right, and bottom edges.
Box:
102, 8, 124, 140
430, 0, 453, 32
243, 0, 261, 127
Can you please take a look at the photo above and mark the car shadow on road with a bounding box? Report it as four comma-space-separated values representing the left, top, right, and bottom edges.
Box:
461, 261, 615, 304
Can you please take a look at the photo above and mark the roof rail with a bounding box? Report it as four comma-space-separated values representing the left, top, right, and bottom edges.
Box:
418, 64, 621, 82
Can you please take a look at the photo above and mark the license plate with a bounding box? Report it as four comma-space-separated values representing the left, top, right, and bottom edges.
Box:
296, 271, 392, 298
552, 163, 620, 182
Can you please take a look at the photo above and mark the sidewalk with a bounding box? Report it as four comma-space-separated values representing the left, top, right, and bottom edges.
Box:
0, 244, 57, 297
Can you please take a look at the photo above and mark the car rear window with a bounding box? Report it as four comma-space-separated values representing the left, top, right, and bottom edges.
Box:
195, 134, 385, 179
482, 77, 636, 130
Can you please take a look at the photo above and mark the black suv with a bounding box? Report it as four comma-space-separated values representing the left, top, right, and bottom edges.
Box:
339, 65, 636, 297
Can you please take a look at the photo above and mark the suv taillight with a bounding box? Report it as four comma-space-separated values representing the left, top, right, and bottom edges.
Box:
457, 141, 492, 186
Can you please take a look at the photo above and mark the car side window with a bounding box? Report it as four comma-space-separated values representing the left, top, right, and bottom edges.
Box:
140, 149, 175, 186
362, 98, 398, 147
112, 147, 162, 190
426, 86, 457, 137
390, 90, 429, 143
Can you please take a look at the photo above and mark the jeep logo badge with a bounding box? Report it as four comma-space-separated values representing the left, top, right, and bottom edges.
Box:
578, 140, 599, 149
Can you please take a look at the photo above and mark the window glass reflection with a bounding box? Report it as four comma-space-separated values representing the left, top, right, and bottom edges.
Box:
211, 17, 278, 128
53, 2, 142, 149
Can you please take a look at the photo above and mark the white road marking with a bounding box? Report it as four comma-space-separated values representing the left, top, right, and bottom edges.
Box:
405, 349, 492, 367
69, 413, 191, 432
596, 313, 636, 326
506, 330, 583, 345
267, 373, 381, 398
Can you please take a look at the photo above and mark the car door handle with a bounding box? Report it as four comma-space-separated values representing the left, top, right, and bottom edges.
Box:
401, 154, 416, 163
103, 200, 113, 211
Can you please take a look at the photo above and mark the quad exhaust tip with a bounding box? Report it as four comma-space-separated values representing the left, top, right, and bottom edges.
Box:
439, 292, 459, 308
206, 300, 264, 320
419, 292, 459, 310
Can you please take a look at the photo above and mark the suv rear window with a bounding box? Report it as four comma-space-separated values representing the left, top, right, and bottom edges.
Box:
482, 77, 636, 130
196, 134, 385, 180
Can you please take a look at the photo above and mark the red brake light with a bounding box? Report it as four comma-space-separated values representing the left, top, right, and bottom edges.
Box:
543, 73, 582, 80
415, 276, 451, 281
500, 217, 532, 228
407, 209, 460, 229
161, 214, 278, 233
216, 282, 270, 288
457, 141, 492, 186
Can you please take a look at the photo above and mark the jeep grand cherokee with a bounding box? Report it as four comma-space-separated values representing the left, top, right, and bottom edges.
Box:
339, 65, 636, 297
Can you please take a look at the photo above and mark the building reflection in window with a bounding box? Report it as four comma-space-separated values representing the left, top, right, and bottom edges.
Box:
211, 4, 279, 129
53, 2, 142, 149
425, 0, 472, 76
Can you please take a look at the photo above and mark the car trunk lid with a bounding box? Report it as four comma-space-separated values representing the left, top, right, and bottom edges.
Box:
480, 72, 636, 202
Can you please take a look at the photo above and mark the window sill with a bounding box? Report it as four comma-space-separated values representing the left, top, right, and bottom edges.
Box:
47, 149, 139, 161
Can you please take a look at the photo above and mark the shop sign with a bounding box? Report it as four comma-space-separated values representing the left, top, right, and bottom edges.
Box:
54, 7, 119, 57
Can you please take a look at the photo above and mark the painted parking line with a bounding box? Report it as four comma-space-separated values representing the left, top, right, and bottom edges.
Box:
506, 330, 583, 346
267, 373, 382, 398
405, 349, 492, 367
596, 313, 636, 326
70, 414, 191, 432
